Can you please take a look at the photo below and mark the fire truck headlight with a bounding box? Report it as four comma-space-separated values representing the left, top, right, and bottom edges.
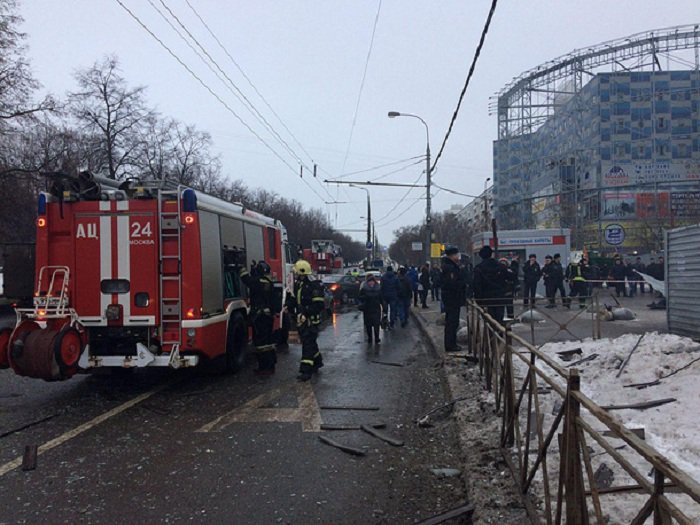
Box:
37, 217, 47, 228
105, 304, 122, 320
187, 328, 196, 337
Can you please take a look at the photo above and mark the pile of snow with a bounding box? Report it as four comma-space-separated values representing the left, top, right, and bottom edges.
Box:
511, 332, 700, 521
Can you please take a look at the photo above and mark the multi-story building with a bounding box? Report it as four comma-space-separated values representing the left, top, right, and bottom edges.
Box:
493, 25, 700, 253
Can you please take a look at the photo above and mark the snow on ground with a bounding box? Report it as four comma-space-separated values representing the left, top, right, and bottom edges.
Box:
511, 331, 700, 522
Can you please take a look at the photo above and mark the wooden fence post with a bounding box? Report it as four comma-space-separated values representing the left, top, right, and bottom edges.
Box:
560, 369, 589, 525
502, 327, 515, 445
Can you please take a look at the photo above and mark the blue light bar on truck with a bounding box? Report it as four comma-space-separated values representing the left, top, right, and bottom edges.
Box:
182, 188, 197, 212
37, 193, 47, 215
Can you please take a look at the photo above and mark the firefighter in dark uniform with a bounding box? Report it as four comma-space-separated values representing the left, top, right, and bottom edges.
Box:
240, 261, 279, 375
289, 260, 325, 381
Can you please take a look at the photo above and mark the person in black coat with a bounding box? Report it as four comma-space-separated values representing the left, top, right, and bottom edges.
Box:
397, 266, 413, 328
440, 246, 466, 351
610, 258, 627, 297
419, 264, 431, 308
358, 274, 383, 344
473, 245, 510, 324
551, 253, 568, 307
522, 254, 542, 307
429, 264, 441, 301
498, 257, 518, 319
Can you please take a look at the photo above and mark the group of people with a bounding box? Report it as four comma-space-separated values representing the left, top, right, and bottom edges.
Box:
356, 265, 425, 344
242, 259, 325, 381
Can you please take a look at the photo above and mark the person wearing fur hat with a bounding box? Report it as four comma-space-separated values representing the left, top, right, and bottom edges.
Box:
440, 245, 466, 352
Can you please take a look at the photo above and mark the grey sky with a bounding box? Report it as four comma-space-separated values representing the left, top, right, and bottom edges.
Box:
19, 0, 698, 246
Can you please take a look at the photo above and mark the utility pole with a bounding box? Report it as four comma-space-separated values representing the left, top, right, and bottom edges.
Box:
425, 140, 432, 265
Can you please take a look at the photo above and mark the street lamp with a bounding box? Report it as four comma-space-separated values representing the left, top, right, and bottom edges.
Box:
388, 111, 431, 263
350, 184, 372, 267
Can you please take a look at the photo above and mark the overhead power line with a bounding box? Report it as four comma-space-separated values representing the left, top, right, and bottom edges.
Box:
332, 155, 425, 179
183, 0, 316, 165
373, 170, 424, 225
340, 0, 383, 175
153, 0, 303, 167
431, 0, 498, 173
431, 183, 481, 199
114, 0, 328, 202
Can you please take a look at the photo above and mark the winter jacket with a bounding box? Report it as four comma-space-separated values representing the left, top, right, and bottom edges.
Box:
430, 267, 441, 287
473, 258, 510, 304
380, 269, 400, 301
523, 261, 542, 284
407, 268, 419, 291
398, 274, 413, 300
358, 280, 383, 325
610, 262, 627, 281
440, 256, 466, 308
419, 269, 431, 291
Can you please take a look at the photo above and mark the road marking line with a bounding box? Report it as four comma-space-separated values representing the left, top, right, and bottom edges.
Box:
0, 379, 176, 478
197, 382, 322, 433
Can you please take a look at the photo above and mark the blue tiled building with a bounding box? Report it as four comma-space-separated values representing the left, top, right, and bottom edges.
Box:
494, 70, 700, 252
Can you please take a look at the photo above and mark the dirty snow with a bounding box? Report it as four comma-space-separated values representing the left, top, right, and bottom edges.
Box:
512, 331, 700, 522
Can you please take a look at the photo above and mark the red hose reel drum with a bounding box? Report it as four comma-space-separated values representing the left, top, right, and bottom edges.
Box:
8, 322, 83, 381
0, 328, 12, 368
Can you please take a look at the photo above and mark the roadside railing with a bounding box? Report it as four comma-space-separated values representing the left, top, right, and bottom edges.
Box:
466, 299, 700, 524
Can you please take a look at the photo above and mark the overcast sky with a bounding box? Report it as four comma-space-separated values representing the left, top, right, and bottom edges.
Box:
18, 0, 698, 246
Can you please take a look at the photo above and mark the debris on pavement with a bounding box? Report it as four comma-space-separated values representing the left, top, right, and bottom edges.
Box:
429, 467, 461, 478
360, 424, 404, 446
601, 398, 676, 411
415, 502, 475, 525
320, 423, 386, 431
21, 444, 38, 471
318, 435, 366, 457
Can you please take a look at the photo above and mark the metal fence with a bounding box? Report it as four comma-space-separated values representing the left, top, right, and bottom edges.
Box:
466, 299, 700, 524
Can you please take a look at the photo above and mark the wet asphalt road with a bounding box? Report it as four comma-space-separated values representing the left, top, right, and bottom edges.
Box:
0, 308, 468, 524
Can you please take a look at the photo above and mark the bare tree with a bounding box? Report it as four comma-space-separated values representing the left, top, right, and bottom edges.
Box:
68, 56, 153, 179
0, 0, 53, 130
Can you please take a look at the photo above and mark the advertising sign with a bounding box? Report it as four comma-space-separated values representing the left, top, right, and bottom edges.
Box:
636, 193, 670, 218
602, 192, 636, 219
671, 191, 700, 217
411, 242, 422, 251
604, 224, 625, 246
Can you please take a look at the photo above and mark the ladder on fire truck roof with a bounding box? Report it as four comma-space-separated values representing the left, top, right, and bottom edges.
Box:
158, 187, 183, 351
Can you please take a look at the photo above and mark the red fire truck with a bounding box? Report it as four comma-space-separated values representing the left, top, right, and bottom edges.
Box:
310, 239, 339, 274
0, 172, 291, 381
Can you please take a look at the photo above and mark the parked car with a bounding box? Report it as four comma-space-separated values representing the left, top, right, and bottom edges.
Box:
322, 274, 361, 304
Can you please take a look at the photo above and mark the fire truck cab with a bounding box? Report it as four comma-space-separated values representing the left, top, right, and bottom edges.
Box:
0, 173, 290, 381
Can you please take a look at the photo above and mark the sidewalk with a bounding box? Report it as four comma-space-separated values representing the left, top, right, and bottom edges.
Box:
411, 300, 528, 524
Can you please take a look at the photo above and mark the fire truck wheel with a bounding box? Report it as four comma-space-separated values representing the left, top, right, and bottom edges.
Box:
53, 327, 82, 378
225, 312, 247, 373
0, 328, 12, 369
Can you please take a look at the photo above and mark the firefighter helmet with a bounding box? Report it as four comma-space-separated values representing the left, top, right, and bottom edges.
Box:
256, 260, 271, 275
293, 259, 312, 275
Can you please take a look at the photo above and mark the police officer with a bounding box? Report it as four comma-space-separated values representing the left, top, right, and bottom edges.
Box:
289, 260, 325, 381
240, 261, 279, 375
440, 245, 466, 352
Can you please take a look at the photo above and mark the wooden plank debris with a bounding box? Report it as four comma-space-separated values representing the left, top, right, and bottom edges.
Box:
615, 334, 645, 378
567, 353, 599, 368
415, 503, 475, 525
21, 445, 38, 471
624, 380, 661, 389
318, 435, 366, 456
556, 348, 582, 361
369, 360, 405, 367
601, 398, 676, 411
320, 423, 386, 431
603, 428, 645, 440
360, 424, 404, 446
319, 405, 380, 411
